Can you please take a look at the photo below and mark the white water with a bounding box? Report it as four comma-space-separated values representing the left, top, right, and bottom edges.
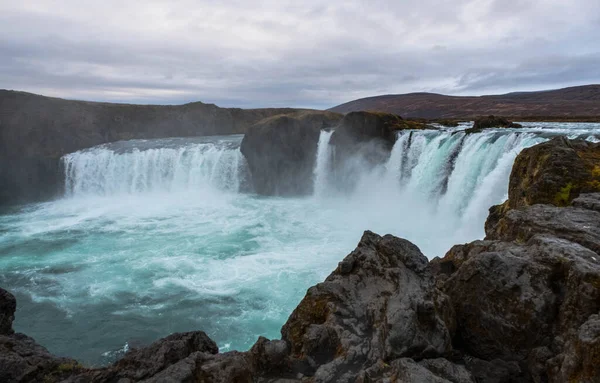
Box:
1, 122, 599, 366
313, 130, 334, 197
63, 136, 246, 196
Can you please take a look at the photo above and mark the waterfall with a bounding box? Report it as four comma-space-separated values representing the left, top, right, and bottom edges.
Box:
313, 130, 334, 197
63, 137, 247, 197
313, 128, 546, 243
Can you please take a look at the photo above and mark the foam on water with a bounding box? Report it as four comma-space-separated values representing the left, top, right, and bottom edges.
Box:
1, 122, 599, 366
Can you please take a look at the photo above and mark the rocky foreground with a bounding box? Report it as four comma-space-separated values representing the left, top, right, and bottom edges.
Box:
2, 138, 600, 382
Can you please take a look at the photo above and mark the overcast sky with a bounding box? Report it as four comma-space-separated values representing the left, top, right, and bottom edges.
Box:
1, 0, 599, 108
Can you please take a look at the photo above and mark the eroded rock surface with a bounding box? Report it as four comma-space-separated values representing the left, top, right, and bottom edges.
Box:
501, 136, 600, 209
433, 195, 600, 382
281, 231, 455, 382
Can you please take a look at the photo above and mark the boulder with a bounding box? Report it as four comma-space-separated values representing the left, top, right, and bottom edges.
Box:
98, 331, 218, 381
281, 231, 455, 382
465, 115, 522, 134
0, 333, 80, 383
486, 137, 600, 233
240, 111, 342, 195
506, 137, 600, 208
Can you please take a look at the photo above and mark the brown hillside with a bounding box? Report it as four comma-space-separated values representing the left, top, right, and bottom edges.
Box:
330, 85, 600, 119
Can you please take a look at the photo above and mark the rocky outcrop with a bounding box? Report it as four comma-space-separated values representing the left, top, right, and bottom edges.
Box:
0, 90, 303, 205
330, 111, 429, 158
433, 194, 600, 383
465, 115, 522, 133
281, 231, 455, 382
0, 288, 16, 335
0, 289, 81, 383
240, 111, 342, 195
505, 137, 600, 208
486, 137, 600, 234
329, 111, 432, 190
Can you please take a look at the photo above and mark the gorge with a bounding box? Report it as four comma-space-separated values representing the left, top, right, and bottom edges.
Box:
1, 98, 600, 382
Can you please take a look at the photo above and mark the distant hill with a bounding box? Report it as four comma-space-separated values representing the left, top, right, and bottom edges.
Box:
329, 85, 600, 119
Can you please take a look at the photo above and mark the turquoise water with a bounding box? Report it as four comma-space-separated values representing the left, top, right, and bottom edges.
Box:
1, 123, 598, 366
0, 192, 357, 365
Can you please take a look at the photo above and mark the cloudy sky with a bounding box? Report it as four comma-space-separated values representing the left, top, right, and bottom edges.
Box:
1, 0, 599, 108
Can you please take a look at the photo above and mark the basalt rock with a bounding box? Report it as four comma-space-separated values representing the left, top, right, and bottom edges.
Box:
281, 231, 455, 382
433, 194, 600, 383
330, 111, 425, 163
486, 137, 600, 234
0, 288, 16, 335
465, 115, 522, 134
507, 137, 600, 208
0, 288, 81, 383
329, 111, 432, 190
240, 111, 342, 195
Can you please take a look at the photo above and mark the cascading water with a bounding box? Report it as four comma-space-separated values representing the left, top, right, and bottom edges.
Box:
63, 136, 247, 196
313, 130, 334, 197
2, 122, 599, 366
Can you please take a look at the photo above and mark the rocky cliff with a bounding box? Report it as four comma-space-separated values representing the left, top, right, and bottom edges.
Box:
240, 111, 429, 196
1, 137, 600, 382
0, 90, 301, 205
240, 111, 343, 195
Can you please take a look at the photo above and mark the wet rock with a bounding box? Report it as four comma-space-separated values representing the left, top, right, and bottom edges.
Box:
240, 111, 342, 195
0, 288, 16, 335
281, 231, 455, 382
106, 331, 218, 381
356, 357, 474, 383
435, 195, 600, 382
465, 115, 522, 134
505, 137, 600, 209
330, 111, 412, 166
0, 333, 81, 383
485, 201, 600, 253
464, 357, 523, 383
250, 336, 290, 374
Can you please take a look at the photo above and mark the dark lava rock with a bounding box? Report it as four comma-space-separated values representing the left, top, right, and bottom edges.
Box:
486, 137, 600, 234
329, 111, 431, 190
330, 111, 428, 162
240, 111, 342, 196
0, 288, 16, 335
330, 111, 406, 151
281, 231, 455, 382
434, 194, 600, 383
1, 288, 79, 383
465, 115, 522, 134
506, 137, 600, 208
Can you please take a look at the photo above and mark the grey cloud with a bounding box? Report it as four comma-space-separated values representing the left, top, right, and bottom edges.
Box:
0, 0, 599, 108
